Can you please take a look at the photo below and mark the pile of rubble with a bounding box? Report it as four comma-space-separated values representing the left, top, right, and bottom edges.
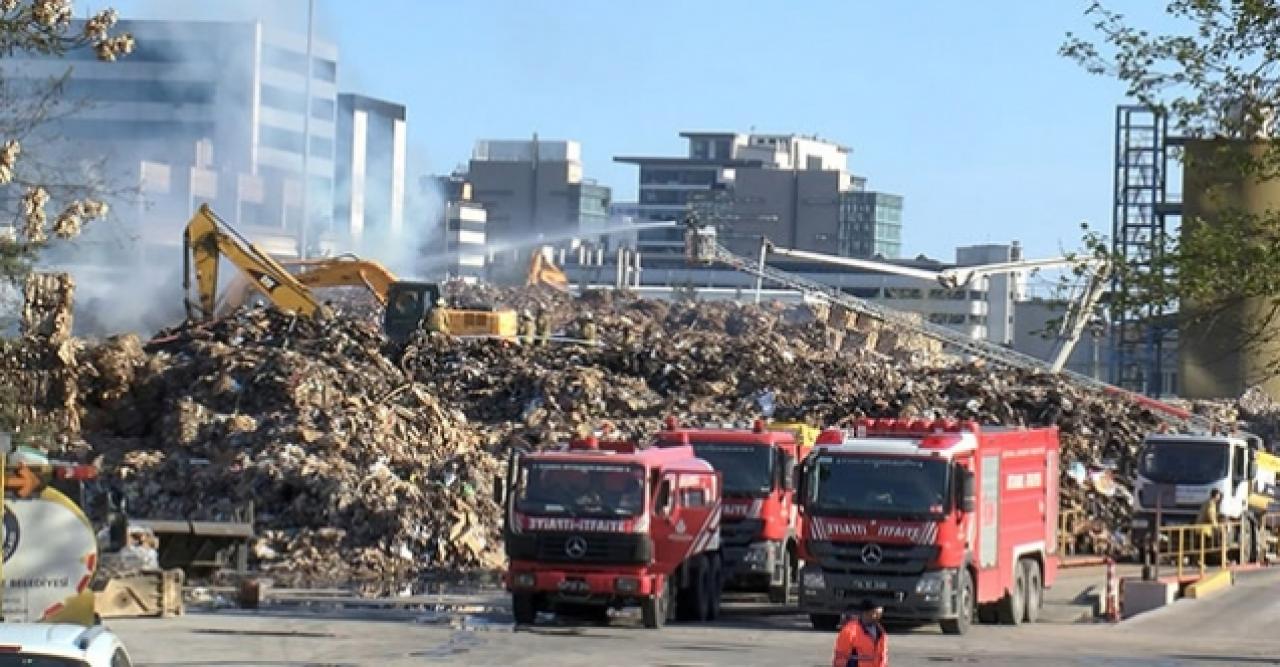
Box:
79, 309, 504, 592
5, 287, 1268, 585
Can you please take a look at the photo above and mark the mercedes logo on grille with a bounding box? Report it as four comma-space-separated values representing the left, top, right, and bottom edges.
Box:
860, 543, 884, 566
564, 535, 589, 559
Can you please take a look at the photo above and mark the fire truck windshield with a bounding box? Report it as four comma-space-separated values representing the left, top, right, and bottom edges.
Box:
516, 462, 646, 517
808, 455, 950, 518
1138, 440, 1229, 485
690, 443, 773, 497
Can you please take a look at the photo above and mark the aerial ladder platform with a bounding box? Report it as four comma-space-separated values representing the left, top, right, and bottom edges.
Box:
681, 214, 1210, 432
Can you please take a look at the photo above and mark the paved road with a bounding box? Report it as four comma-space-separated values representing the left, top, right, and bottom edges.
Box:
111, 568, 1280, 667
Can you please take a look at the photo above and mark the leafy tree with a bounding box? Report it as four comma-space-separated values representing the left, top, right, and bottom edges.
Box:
0, 0, 133, 284
1062, 0, 1280, 381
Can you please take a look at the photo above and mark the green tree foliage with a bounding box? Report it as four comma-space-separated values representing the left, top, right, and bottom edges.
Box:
1063, 1, 1280, 376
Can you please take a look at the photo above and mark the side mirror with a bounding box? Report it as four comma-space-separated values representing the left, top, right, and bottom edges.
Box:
957, 468, 976, 513
493, 474, 505, 506
781, 458, 797, 492
1248, 458, 1258, 480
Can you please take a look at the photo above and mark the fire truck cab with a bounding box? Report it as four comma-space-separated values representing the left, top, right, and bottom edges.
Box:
500, 435, 723, 629
653, 418, 807, 603
797, 418, 1061, 635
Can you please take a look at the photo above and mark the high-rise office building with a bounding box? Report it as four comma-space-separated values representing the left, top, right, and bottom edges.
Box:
334, 94, 407, 244
616, 131, 901, 258
4, 19, 339, 257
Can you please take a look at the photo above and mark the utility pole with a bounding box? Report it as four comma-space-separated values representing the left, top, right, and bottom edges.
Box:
298, 0, 315, 259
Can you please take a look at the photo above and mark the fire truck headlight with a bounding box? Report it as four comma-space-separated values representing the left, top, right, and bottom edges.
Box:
614, 577, 640, 594
802, 570, 825, 590
914, 572, 945, 595
514, 573, 536, 589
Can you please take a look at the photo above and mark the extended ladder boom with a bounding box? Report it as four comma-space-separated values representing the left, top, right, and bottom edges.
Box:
693, 228, 1207, 431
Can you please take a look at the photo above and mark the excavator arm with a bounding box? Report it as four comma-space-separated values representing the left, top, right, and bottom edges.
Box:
291, 255, 398, 305
183, 204, 320, 320
215, 255, 404, 317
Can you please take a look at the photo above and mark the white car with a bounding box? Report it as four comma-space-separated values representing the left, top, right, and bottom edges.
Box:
0, 623, 132, 666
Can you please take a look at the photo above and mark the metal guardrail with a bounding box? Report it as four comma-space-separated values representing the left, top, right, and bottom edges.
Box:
1154, 520, 1233, 580
709, 244, 1213, 432
1058, 508, 1087, 556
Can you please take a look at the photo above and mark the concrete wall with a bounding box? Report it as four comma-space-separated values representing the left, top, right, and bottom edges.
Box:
467, 159, 577, 245
1179, 140, 1280, 399
723, 169, 843, 256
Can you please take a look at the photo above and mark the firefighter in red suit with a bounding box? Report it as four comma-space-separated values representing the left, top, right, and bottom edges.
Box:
831, 599, 888, 667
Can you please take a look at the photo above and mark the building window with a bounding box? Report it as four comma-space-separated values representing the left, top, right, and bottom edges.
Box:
313, 58, 337, 82
309, 135, 333, 156
261, 126, 305, 152
260, 84, 306, 112
263, 45, 309, 73
640, 189, 689, 205
312, 97, 335, 120
65, 79, 216, 105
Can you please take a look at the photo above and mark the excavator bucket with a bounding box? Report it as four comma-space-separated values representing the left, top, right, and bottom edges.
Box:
384, 281, 439, 343
526, 252, 569, 291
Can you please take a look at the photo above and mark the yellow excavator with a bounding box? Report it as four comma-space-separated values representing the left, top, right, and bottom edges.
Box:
183, 204, 517, 341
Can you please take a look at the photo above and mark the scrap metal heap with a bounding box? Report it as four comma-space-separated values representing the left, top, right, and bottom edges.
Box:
0, 287, 1271, 592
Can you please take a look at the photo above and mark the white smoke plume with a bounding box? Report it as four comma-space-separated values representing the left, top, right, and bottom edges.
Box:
18, 0, 445, 335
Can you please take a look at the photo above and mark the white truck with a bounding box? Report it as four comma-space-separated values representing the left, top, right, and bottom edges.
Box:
1131, 432, 1280, 566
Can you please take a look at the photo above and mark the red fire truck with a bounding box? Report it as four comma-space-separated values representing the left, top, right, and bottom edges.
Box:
499, 435, 724, 629
653, 418, 808, 603
796, 418, 1060, 635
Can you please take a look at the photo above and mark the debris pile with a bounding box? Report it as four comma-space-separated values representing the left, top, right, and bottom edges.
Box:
5, 288, 1273, 584
80, 309, 504, 592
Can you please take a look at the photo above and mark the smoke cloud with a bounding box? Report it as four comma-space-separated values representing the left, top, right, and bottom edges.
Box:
10, 1, 446, 336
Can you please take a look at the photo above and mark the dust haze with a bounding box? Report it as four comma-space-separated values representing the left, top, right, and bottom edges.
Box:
16, 0, 444, 337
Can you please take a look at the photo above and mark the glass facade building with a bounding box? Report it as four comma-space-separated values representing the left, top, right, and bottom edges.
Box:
839, 191, 903, 259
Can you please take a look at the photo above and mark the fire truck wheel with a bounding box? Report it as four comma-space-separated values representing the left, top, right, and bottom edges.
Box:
707, 556, 723, 621
940, 570, 973, 635
696, 557, 716, 622
512, 593, 538, 626
768, 548, 794, 605
998, 563, 1027, 626
1021, 560, 1042, 624
676, 556, 711, 622
643, 576, 673, 629
809, 613, 840, 631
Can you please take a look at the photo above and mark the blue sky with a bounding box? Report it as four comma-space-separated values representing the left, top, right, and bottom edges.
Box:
107, 0, 1164, 261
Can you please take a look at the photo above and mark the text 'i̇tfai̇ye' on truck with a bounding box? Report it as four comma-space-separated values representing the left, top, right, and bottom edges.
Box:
498, 430, 724, 629
796, 418, 1061, 635
652, 417, 810, 604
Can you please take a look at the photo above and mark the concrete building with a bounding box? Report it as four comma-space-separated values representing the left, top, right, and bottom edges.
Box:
1013, 299, 1111, 380
463, 138, 612, 283
465, 139, 611, 245
616, 131, 902, 258
425, 175, 487, 282
4, 19, 339, 258
334, 94, 406, 245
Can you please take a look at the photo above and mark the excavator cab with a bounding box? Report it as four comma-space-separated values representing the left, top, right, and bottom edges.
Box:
384, 281, 439, 343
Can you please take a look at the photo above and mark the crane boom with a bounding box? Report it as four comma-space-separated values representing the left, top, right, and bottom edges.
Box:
183, 204, 321, 320
683, 217, 1207, 431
